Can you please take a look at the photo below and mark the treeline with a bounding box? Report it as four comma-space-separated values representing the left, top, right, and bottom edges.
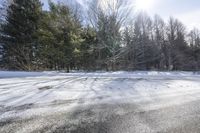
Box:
0, 0, 200, 71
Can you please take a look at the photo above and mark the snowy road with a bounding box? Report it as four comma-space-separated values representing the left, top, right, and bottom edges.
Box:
0, 71, 200, 133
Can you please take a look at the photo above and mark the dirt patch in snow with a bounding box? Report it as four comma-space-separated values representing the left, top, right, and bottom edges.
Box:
38, 86, 53, 90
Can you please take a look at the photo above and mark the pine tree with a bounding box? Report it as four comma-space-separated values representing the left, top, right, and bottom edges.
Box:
37, 2, 83, 71
80, 26, 97, 70
0, 0, 42, 70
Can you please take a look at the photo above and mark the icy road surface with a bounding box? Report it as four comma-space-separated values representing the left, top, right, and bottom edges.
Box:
1, 71, 200, 133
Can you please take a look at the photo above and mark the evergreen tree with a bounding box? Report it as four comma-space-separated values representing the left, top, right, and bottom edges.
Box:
0, 0, 42, 70
80, 26, 97, 70
37, 1, 83, 71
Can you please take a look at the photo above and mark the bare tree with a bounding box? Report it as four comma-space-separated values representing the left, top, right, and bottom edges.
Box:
188, 28, 200, 70
87, 0, 132, 70
166, 17, 189, 70
153, 15, 167, 69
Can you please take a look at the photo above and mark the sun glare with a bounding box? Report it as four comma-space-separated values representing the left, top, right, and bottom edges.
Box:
135, 0, 155, 11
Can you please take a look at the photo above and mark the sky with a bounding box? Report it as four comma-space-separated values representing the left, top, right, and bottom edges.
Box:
40, 0, 200, 30
146, 0, 200, 30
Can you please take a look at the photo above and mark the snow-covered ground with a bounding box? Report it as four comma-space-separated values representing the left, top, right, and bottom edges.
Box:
1, 71, 200, 133
1, 71, 200, 115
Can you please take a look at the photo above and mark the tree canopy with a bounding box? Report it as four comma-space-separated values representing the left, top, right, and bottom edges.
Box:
0, 0, 200, 71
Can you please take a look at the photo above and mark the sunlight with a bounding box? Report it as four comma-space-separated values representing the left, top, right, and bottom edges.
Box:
135, 0, 155, 11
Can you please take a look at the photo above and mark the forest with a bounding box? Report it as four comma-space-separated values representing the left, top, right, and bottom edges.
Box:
0, 0, 200, 71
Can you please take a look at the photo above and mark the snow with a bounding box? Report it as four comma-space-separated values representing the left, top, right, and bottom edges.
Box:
1, 70, 200, 78
0, 71, 59, 78
0, 71, 200, 120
